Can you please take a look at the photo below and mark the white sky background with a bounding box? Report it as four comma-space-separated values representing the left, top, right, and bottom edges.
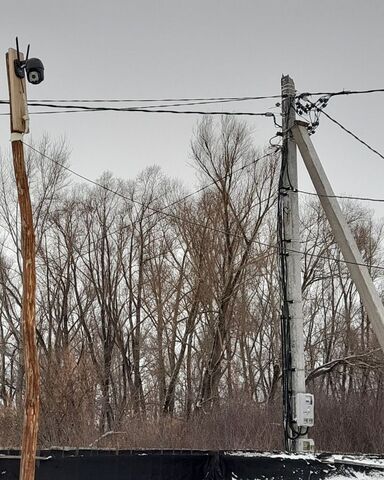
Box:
1, 0, 384, 216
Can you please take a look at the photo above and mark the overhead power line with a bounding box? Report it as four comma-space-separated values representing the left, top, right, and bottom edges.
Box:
149, 150, 275, 214
50, 148, 278, 259
0, 110, 88, 116
296, 88, 384, 99
78, 190, 279, 262
1, 87, 383, 104
0, 95, 282, 112
21, 141, 277, 242
293, 96, 384, 160
23, 102, 280, 121
0, 100, 280, 121
26, 94, 283, 103
296, 189, 384, 204
21, 142, 384, 274
1, 87, 383, 110
24, 87, 384, 103
300, 248, 384, 272
318, 108, 384, 162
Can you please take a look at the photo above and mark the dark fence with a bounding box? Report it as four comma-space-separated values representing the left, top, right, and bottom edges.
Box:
0, 449, 383, 479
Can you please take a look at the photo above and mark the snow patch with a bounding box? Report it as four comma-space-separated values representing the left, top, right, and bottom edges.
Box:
226, 451, 316, 461
328, 474, 384, 480
331, 455, 384, 469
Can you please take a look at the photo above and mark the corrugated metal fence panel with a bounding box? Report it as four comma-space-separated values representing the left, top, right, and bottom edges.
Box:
0, 450, 383, 480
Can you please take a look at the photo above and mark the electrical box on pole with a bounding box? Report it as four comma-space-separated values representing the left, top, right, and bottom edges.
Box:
293, 393, 314, 427
279, 76, 314, 453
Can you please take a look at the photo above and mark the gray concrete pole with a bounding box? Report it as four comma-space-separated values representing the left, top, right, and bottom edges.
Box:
281, 76, 308, 451
293, 121, 384, 354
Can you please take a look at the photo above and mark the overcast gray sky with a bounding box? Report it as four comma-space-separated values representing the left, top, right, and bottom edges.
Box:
1, 0, 384, 215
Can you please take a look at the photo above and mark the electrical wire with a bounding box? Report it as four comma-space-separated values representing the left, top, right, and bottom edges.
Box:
21, 141, 277, 245
297, 88, 384, 99
278, 125, 307, 447
143, 150, 275, 215
291, 104, 384, 203
0, 110, 86, 116
21, 143, 384, 273
1, 86, 382, 105
26, 94, 283, 103
24, 87, 384, 105
292, 188, 384, 204
66, 168, 278, 260
277, 142, 309, 443
37, 98, 275, 110
0, 99, 281, 123
23, 103, 280, 121
294, 96, 384, 162
277, 141, 291, 449
9, 86, 384, 105
25, 140, 275, 220
18, 132, 280, 267
23, 95, 280, 111
0, 87, 383, 113
35, 159, 279, 269
318, 108, 384, 162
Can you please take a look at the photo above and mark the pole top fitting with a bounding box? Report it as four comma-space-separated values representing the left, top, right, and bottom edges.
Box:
281, 75, 296, 97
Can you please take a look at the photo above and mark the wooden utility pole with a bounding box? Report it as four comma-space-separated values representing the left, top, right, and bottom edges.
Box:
6, 47, 39, 480
280, 76, 313, 452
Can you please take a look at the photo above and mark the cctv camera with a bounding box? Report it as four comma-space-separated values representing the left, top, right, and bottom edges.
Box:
25, 58, 44, 85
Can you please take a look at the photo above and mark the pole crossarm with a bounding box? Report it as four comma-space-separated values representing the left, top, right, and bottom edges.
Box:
292, 121, 384, 353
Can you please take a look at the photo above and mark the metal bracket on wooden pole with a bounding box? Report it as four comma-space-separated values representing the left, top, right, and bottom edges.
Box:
7, 48, 29, 136
293, 121, 384, 353
6, 47, 39, 480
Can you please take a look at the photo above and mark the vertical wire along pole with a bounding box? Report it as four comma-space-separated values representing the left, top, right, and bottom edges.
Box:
280, 75, 307, 452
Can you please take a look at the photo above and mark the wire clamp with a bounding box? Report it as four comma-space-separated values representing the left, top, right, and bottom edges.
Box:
10, 132, 24, 142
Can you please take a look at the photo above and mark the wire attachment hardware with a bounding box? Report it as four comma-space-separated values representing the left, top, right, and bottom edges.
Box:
295, 93, 330, 135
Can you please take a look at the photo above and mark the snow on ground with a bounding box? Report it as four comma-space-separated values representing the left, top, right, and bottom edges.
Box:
227, 451, 384, 479
328, 474, 384, 480
227, 451, 384, 468
331, 455, 384, 469
230, 472, 384, 480
230, 474, 384, 480
226, 451, 317, 460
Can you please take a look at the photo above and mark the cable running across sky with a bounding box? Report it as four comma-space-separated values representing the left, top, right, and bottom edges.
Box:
20, 141, 384, 273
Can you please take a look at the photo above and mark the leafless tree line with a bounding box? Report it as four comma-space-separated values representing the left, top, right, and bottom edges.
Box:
0, 118, 383, 451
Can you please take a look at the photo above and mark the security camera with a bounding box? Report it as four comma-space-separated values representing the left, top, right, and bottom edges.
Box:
13, 39, 45, 85
25, 58, 44, 85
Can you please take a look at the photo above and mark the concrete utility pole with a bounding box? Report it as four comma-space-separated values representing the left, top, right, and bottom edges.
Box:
293, 121, 384, 354
280, 76, 313, 452
6, 47, 39, 480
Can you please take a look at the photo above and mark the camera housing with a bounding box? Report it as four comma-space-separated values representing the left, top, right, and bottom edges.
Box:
25, 58, 44, 85
14, 57, 45, 85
